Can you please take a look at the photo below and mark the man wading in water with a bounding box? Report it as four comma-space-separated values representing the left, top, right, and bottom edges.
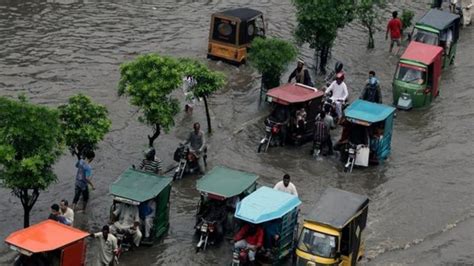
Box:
288, 59, 313, 87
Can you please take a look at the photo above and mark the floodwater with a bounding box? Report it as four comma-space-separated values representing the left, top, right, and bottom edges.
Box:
0, 0, 473, 265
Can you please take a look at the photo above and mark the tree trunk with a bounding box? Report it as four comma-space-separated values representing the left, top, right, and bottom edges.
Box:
368, 27, 375, 49
203, 96, 212, 134
148, 124, 161, 147
17, 188, 39, 228
319, 46, 329, 74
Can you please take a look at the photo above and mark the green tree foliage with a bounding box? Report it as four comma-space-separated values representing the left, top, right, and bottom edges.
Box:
293, 0, 356, 73
58, 94, 111, 160
248, 37, 297, 91
118, 54, 182, 147
356, 0, 385, 49
0, 96, 64, 228
401, 9, 415, 31
180, 59, 226, 134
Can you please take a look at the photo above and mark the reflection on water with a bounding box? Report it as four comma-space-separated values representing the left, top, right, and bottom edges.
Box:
0, 0, 473, 265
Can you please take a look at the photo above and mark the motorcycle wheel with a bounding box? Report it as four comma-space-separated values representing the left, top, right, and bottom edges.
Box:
257, 143, 264, 153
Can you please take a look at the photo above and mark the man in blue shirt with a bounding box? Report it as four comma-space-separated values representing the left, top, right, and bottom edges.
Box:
72, 150, 95, 212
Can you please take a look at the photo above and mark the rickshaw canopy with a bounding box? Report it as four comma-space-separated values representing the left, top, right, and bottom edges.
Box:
109, 168, 172, 204
5, 220, 89, 254
235, 186, 301, 224
401, 41, 444, 66
266, 83, 324, 105
417, 9, 461, 31
196, 166, 259, 198
306, 188, 369, 230
344, 99, 396, 125
216, 8, 263, 22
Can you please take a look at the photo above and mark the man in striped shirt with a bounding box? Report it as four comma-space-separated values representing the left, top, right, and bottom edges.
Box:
139, 148, 162, 175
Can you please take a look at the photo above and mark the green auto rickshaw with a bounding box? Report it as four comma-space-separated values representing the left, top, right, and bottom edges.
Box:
412, 8, 461, 68
195, 166, 258, 252
109, 168, 172, 248
392, 41, 444, 110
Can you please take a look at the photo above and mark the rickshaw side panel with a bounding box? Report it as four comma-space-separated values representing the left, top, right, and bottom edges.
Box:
377, 115, 394, 161
275, 207, 299, 260
60, 239, 86, 266
153, 184, 172, 239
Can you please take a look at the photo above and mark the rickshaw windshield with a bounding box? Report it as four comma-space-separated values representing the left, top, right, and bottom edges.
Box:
396, 64, 427, 85
298, 228, 337, 258
212, 17, 237, 44
413, 28, 439, 45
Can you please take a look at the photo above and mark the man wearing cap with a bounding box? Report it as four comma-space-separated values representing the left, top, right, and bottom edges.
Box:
325, 72, 349, 119
288, 59, 313, 87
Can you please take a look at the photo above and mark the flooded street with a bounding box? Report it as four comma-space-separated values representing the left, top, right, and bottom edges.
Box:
1, 0, 473, 265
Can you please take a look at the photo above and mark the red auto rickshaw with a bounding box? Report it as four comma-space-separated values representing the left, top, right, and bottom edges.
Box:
5, 220, 89, 266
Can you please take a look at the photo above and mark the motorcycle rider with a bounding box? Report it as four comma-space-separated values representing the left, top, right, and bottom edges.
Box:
184, 122, 206, 174
360, 71, 382, 103
234, 223, 264, 265
325, 72, 348, 120
288, 58, 313, 86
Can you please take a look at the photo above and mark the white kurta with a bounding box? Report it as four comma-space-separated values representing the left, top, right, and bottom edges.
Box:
94, 233, 118, 266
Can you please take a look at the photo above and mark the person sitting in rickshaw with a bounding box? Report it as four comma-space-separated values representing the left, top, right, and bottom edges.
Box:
110, 202, 142, 247
139, 199, 156, 241
261, 219, 281, 261
288, 58, 313, 86
369, 123, 385, 164
295, 107, 307, 130
234, 223, 264, 264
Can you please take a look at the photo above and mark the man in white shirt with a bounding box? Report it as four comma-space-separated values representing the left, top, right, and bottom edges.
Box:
59, 199, 74, 226
93, 225, 118, 266
273, 174, 298, 196
110, 202, 142, 247
325, 73, 349, 119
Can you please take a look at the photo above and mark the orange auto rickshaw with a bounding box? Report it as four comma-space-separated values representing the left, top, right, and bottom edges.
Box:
5, 220, 89, 266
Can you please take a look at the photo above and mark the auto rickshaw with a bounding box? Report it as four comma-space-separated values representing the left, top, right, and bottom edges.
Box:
195, 166, 259, 252
337, 100, 396, 173
412, 9, 460, 68
392, 41, 443, 110
258, 83, 324, 153
109, 168, 172, 248
207, 8, 265, 64
5, 220, 89, 266
232, 186, 301, 265
296, 188, 369, 266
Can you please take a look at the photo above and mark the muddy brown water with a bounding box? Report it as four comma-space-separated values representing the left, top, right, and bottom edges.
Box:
0, 0, 473, 265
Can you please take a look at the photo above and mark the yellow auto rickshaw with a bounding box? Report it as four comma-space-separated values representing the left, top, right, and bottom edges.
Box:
296, 188, 369, 266
207, 8, 265, 65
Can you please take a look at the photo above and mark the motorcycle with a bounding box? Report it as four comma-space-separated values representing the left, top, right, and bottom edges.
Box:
195, 217, 219, 252
231, 248, 250, 266
257, 119, 284, 153
173, 143, 207, 180
344, 143, 357, 173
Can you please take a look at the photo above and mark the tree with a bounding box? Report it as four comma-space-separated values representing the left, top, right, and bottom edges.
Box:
58, 94, 111, 160
356, 0, 385, 49
247, 37, 297, 92
293, 0, 356, 74
180, 59, 226, 134
118, 54, 182, 147
0, 96, 64, 228
401, 9, 415, 31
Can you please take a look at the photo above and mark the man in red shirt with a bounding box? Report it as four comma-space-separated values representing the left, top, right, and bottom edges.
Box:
234, 223, 264, 263
386, 11, 403, 53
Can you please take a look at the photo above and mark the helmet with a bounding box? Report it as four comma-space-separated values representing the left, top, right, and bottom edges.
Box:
336, 72, 345, 81
335, 62, 343, 73
144, 147, 156, 161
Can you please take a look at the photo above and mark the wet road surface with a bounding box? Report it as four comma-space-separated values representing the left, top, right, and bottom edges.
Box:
0, 0, 473, 265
